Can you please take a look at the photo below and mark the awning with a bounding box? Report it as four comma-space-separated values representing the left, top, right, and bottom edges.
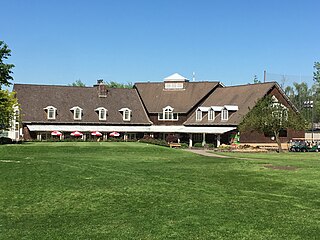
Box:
27, 124, 236, 134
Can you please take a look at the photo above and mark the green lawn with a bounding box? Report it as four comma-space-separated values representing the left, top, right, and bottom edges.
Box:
0, 142, 319, 239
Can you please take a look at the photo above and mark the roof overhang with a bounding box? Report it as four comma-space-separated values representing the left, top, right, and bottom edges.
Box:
26, 124, 236, 134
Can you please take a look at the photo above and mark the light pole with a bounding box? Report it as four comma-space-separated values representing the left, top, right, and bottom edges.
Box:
303, 100, 314, 142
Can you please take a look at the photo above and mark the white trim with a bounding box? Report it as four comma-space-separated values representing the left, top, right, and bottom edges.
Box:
44, 106, 57, 120
221, 108, 228, 121
208, 109, 215, 121
70, 106, 83, 120
26, 124, 236, 134
164, 73, 188, 82
158, 106, 178, 121
224, 105, 239, 111
119, 108, 132, 121
198, 107, 210, 112
211, 106, 224, 111
196, 109, 202, 121
95, 107, 107, 121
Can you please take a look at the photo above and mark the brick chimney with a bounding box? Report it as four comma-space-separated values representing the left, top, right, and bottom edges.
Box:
95, 79, 108, 97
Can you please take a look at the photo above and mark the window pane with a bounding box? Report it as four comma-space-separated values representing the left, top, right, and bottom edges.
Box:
75, 108, 81, 119
48, 108, 55, 119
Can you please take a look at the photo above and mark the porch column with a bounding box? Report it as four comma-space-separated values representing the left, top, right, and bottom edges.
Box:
202, 133, 206, 146
37, 132, 42, 141
189, 133, 193, 148
216, 134, 221, 147
103, 133, 108, 141
124, 133, 128, 141
150, 133, 154, 138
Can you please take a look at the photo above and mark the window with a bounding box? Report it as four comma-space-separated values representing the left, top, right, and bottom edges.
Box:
164, 82, 184, 90
208, 109, 215, 121
70, 106, 83, 120
221, 108, 228, 121
119, 108, 132, 121
124, 109, 130, 121
158, 106, 179, 120
95, 107, 107, 120
44, 106, 57, 120
196, 109, 202, 121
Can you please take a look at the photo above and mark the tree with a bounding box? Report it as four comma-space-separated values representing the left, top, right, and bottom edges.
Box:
253, 75, 260, 84
0, 90, 18, 130
239, 96, 306, 152
105, 81, 133, 89
0, 40, 17, 131
0, 41, 15, 89
313, 62, 320, 84
69, 79, 86, 87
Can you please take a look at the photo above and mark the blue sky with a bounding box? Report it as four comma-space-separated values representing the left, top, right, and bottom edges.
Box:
1, 0, 319, 87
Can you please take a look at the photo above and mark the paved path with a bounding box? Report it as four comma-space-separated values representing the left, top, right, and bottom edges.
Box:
183, 149, 230, 158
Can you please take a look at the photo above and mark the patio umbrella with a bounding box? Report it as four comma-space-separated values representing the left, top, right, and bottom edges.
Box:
91, 131, 102, 137
51, 131, 62, 136
109, 131, 120, 137
71, 131, 83, 137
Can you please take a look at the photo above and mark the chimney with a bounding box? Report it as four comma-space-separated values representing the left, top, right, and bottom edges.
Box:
95, 79, 108, 97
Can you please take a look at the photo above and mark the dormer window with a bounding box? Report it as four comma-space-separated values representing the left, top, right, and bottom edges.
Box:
95, 107, 107, 121
196, 109, 202, 121
163, 73, 188, 90
70, 106, 83, 120
221, 108, 228, 121
158, 106, 178, 121
208, 109, 215, 121
44, 106, 57, 120
119, 108, 132, 121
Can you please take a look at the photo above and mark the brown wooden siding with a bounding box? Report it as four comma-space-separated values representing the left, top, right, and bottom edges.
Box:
240, 129, 305, 143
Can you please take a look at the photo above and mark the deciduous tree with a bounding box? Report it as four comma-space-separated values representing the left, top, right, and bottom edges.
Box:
239, 96, 306, 152
0, 40, 17, 131
0, 90, 17, 130
68, 79, 86, 87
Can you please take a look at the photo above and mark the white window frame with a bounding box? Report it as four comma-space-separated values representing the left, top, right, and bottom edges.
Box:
221, 108, 228, 121
95, 107, 107, 121
164, 82, 184, 90
44, 106, 57, 120
196, 109, 202, 121
158, 106, 179, 121
208, 109, 215, 121
119, 108, 132, 121
70, 106, 83, 120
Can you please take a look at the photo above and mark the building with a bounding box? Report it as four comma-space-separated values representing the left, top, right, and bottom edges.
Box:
11, 73, 304, 146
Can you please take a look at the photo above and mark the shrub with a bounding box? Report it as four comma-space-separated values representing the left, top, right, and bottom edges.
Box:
139, 137, 168, 147
194, 143, 203, 148
180, 143, 189, 149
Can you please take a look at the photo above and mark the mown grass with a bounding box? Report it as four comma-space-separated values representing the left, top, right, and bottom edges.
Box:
0, 142, 319, 239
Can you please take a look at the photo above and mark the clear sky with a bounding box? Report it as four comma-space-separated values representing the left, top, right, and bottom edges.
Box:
1, 0, 319, 87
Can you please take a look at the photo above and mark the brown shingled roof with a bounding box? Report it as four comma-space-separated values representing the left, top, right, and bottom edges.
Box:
135, 81, 221, 113
184, 82, 277, 126
14, 84, 151, 125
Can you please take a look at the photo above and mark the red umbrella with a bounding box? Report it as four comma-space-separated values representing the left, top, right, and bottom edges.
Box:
91, 131, 102, 137
51, 131, 62, 136
109, 131, 120, 137
71, 131, 83, 137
